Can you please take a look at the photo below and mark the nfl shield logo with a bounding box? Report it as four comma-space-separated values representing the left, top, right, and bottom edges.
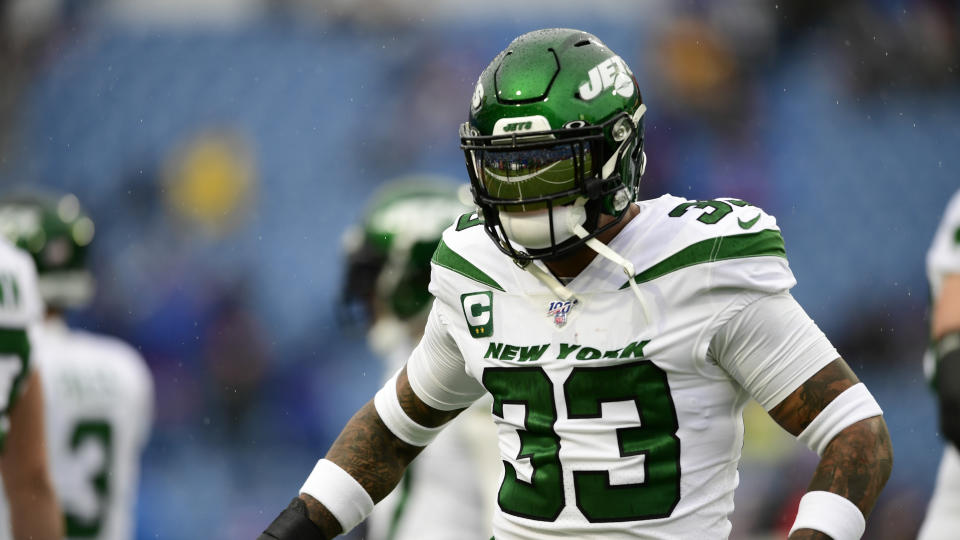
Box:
547, 299, 577, 328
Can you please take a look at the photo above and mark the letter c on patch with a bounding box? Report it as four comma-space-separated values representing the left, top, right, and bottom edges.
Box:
461, 291, 494, 338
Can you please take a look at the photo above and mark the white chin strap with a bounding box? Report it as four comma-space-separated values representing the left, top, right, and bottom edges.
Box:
571, 222, 652, 324
524, 262, 577, 301
510, 198, 587, 302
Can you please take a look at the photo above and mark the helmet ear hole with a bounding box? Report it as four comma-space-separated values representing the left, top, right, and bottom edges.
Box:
613, 187, 631, 212
611, 117, 631, 142
600, 186, 632, 216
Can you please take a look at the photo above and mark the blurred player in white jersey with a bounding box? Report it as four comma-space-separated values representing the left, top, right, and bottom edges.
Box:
0, 235, 61, 539
0, 193, 154, 540
339, 178, 499, 540
919, 189, 960, 540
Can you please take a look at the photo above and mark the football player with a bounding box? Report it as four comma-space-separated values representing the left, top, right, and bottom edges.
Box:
918, 189, 960, 540
340, 177, 499, 540
0, 194, 154, 540
0, 234, 61, 539
261, 28, 892, 539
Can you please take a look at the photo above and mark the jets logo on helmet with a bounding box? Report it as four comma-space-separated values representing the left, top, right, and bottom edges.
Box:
460, 28, 646, 262
579, 56, 635, 100
492, 115, 551, 136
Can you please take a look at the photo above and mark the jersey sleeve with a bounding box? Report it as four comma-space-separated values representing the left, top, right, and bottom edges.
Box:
927, 189, 960, 299
708, 291, 840, 410
656, 197, 801, 369
406, 300, 487, 411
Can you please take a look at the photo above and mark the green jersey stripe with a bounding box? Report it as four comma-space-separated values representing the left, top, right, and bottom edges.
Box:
621, 229, 786, 288
432, 240, 505, 292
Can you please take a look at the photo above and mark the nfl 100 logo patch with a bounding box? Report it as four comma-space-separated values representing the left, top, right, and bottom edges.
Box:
547, 299, 577, 328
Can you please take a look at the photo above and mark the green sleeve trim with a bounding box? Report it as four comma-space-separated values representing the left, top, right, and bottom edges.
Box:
621, 229, 787, 288
432, 239, 505, 292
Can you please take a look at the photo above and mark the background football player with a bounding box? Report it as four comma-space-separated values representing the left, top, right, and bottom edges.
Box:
0, 233, 61, 539
0, 193, 154, 540
261, 28, 892, 539
918, 189, 960, 540
339, 177, 499, 540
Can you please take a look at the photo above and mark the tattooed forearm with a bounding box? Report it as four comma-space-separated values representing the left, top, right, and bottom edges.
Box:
808, 416, 893, 516
786, 417, 893, 539
325, 400, 424, 502
296, 369, 463, 536
297, 400, 421, 536
769, 359, 893, 539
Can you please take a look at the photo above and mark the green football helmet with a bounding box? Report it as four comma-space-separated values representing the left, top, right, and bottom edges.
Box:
340, 177, 471, 326
460, 28, 646, 261
0, 193, 95, 308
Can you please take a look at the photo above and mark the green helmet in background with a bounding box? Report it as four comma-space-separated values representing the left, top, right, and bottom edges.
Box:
340, 177, 472, 326
0, 193, 96, 309
460, 28, 646, 261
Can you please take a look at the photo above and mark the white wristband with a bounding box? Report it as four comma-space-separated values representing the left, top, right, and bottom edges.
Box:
374, 370, 444, 446
797, 383, 883, 455
299, 459, 374, 534
789, 490, 865, 540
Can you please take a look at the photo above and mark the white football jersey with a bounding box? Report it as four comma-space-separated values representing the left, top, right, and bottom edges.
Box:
423, 195, 829, 539
32, 319, 153, 540
927, 189, 960, 302
0, 238, 42, 450
924, 189, 960, 381
918, 189, 960, 540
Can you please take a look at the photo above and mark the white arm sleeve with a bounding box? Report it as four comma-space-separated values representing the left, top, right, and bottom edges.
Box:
709, 291, 840, 411
406, 302, 487, 411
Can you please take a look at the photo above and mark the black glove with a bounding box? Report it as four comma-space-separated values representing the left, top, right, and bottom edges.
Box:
258, 497, 327, 540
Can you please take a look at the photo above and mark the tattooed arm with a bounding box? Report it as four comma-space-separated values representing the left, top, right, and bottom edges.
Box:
710, 292, 892, 538
298, 367, 464, 538
768, 359, 893, 540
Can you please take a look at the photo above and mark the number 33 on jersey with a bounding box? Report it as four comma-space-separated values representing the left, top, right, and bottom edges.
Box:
427, 195, 792, 539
